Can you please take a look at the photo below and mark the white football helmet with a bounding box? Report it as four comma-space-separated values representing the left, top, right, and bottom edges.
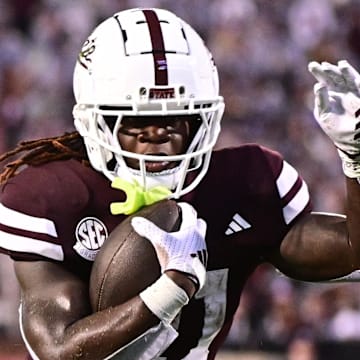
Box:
73, 8, 225, 198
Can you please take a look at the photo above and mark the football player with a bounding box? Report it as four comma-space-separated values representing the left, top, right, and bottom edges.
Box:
0, 7, 360, 360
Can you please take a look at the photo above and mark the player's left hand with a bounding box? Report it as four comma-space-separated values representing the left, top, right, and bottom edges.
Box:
308, 60, 360, 178
131, 202, 208, 291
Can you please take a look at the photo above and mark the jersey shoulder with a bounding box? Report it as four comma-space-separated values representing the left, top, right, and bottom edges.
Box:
0, 159, 94, 217
188, 144, 312, 253
213, 143, 284, 167
209, 143, 311, 219
0, 160, 117, 264
210, 143, 285, 189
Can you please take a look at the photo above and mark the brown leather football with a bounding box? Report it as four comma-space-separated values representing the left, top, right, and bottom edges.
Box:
89, 199, 181, 312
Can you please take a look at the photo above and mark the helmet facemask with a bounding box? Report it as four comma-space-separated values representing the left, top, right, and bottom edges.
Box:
74, 98, 224, 198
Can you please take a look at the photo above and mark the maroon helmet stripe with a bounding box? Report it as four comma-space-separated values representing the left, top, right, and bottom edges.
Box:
142, 9, 168, 85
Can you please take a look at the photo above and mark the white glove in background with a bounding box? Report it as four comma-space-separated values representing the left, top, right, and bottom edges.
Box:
131, 202, 208, 291
308, 60, 360, 178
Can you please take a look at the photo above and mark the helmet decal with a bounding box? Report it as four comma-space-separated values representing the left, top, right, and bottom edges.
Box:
78, 38, 96, 71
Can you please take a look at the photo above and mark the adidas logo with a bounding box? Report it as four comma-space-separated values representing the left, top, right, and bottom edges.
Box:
225, 213, 251, 235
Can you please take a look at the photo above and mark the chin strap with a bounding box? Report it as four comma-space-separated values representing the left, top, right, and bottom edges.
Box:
110, 177, 172, 215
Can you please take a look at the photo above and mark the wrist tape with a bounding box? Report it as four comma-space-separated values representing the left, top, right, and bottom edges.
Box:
140, 274, 189, 324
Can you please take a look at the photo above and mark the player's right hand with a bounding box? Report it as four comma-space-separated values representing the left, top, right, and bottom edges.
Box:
308, 60, 360, 178
131, 202, 208, 291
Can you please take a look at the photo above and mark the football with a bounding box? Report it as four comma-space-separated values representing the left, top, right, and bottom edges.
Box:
89, 199, 181, 312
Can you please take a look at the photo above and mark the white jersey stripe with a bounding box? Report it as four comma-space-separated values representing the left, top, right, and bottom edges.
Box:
0, 203, 57, 237
276, 161, 298, 198
275, 161, 310, 224
0, 231, 64, 261
282, 181, 310, 224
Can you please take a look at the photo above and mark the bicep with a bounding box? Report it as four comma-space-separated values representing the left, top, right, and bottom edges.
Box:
267, 212, 355, 281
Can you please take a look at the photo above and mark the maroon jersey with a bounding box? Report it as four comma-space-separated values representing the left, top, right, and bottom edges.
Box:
0, 144, 312, 359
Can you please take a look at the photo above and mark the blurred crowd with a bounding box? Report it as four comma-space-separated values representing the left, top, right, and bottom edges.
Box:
2, 0, 360, 358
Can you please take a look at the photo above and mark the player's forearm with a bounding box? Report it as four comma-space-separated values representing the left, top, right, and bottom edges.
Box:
345, 177, 360, 265
25, 273, 194, 359
61, 275, 193, 359
63, 297, 159, 359
23, 296, 159, 360
62, 273, 194, 359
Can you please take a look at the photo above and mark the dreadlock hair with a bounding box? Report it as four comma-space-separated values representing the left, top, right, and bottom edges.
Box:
0, 131, 89, 184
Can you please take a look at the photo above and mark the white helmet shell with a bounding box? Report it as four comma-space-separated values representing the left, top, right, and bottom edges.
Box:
73, 8, 225, 197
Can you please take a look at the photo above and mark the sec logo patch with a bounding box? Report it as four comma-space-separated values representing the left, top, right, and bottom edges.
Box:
74, 217, 108, 261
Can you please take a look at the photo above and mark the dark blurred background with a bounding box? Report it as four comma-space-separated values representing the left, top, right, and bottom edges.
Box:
2, 1, 360, 359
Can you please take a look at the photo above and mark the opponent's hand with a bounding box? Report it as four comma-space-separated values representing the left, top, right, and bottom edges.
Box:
308, 60, 360, 177
131, 202, 208, 291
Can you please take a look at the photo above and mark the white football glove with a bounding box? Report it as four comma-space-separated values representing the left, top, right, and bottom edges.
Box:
131, 202, 208, 291
308, 60, 360, 178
